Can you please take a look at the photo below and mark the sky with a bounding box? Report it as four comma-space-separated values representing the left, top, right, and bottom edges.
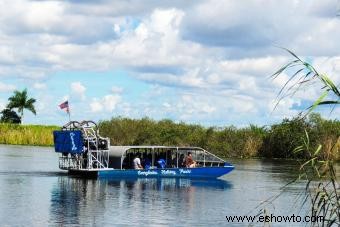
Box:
0, 0, 339, 126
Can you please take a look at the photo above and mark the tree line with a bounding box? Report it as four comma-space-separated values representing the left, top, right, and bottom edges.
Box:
98, 113, 339, 160
0, 89, 338, 161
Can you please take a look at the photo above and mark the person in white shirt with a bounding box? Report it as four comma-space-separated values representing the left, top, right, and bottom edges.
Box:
133, 154, 143, 169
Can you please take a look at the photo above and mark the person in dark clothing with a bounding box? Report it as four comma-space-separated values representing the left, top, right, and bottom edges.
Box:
143, 154, 152, 169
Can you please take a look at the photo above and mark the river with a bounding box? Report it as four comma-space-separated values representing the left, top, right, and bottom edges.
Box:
0, 145, 320, 226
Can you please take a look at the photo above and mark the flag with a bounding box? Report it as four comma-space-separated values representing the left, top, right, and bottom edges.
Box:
59, 101, 69, 113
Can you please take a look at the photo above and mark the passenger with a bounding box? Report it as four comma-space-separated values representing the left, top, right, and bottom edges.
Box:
179, 154, 186, 167
166, 150, 173, 167
157, 157, 166, 169
143, 154, 152, 170
185, 152, 196, 168
122, 157, 129, 169
133, 153, 143, 169
170, 153, 177, 168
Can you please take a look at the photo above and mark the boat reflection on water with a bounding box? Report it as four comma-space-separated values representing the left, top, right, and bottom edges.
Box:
104, 177, 232, 191
49, 176, 232, 225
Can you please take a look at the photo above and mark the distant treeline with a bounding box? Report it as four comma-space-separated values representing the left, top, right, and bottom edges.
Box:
0, 113, 338, 160
99, 113, 339, 160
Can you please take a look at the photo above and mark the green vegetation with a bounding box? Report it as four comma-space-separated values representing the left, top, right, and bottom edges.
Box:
271, 49, 339, 226
263, 113, 339, 160
0, 88, 45, 145
0, 109, 21, 124
2, 114, 336, 161
0, 124, 58, 146
0, 112, 338, 161
273, 49, 340, 226
0, 88, 36, 124
98, 114, 339, 160
7, 88, 36, 124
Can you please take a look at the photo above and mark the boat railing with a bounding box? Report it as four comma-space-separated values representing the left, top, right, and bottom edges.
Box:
190, 147, 225, 167
198, 148, 225, 167
196, 160, 225, 167
121, 146, 227, 169
82, 124, 110, 169
55, 120, 110, 170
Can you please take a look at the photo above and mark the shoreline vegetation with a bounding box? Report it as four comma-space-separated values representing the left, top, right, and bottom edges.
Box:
0, 124, 58, 146
0, 113, 338, 161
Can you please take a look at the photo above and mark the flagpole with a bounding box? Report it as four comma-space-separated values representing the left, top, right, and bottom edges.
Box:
67, 107, 71, 122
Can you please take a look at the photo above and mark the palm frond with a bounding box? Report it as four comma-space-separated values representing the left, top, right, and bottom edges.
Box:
5, 89, 37, 122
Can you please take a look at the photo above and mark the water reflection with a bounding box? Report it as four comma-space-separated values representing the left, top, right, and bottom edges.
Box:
49, 176, 232, 226
105, 177, 232, 191
3, 145, 330, 226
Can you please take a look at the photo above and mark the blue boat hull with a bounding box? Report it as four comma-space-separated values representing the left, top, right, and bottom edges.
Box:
96, 165, 234, 179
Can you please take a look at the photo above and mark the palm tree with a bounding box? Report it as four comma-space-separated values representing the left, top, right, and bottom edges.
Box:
7, 88, 36, 123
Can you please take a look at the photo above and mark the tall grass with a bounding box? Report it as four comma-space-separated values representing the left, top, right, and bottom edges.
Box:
0, 123, 59, 146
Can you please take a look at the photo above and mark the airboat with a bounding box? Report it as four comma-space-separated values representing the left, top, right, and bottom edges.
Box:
53, 121, 234, 179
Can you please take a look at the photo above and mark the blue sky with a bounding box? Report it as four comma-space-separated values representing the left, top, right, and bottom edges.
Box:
0, 0, 339, 126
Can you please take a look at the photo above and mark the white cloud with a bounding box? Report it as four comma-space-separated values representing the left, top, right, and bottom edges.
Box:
103, 95, 122, 112
176, 94, 216, 120
33, 82, 47, 90
313, 56, 340, 84
0, 0, 339, 80
0, 46, 16, 64
0, 0, 338, 125
22, 1, 64, 32
90, 94, 121, 113
71, 82, 86, 100
0, 82, 16, 92
268, 98, 301, 119
113, 24, 121, 34
90, 99, 103, 113
111, 8, 205, 70
163, 102, 171, 109
111, 86, 123, 93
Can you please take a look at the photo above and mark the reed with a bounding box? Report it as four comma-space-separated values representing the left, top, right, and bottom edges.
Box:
0, 123, 59, 146
271, 49, 340, 226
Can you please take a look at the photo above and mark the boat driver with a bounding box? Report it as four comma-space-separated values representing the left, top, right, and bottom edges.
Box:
133, 153, 143, 169
185, 152, 196, 168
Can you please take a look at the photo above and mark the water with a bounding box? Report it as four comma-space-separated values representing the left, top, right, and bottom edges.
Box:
0, 145, 316, 226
